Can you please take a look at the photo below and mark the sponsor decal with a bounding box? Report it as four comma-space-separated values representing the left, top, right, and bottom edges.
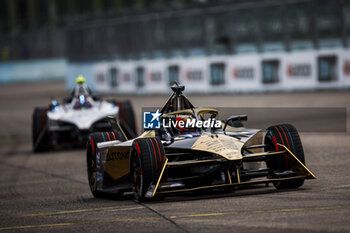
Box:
191, 134, 242, 160
233, 67, 254, 79
96, 152, 101, 169
287, 64, 311, 77
105, 147, 130, 180
106, 151, 129, 161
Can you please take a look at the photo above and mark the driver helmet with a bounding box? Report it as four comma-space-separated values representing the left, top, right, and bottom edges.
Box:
76, 74, 86, 84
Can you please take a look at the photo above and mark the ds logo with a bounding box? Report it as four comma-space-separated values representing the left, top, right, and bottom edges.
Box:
143, 110, 161, 129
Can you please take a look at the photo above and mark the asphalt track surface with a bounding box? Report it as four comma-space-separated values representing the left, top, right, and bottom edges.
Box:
0, 82, 349, 233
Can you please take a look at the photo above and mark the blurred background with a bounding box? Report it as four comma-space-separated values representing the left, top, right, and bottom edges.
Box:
0, 0, 349, 93
0, 4, 349, 231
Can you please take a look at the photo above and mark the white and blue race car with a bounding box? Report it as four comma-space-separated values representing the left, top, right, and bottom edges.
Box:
32, 76, 136, 152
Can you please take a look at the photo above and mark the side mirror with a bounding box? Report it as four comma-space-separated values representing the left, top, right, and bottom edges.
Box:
223, 115, 247, 131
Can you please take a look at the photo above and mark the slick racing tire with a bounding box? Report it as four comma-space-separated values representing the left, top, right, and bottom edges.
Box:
32, 107, 49, 152
265, 124, 305, 190
87, 131, 120, 198
130, 138, 165, 201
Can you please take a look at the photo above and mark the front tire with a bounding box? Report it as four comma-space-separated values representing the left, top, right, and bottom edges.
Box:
32, 107, 49, 152
265, 124, 305, 190
130, 138, 165, 201
87, 132, 121, 198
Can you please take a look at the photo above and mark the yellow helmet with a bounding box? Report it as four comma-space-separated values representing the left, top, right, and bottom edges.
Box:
76, 74, 86, 84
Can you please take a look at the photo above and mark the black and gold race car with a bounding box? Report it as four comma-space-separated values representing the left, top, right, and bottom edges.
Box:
86, 83, 316, 201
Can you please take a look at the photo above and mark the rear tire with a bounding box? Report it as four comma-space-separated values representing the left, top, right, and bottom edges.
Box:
32, 107, 49, 152
265, 124, 305, 189
130, 138, 165, 201
87, 131, 121, 198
